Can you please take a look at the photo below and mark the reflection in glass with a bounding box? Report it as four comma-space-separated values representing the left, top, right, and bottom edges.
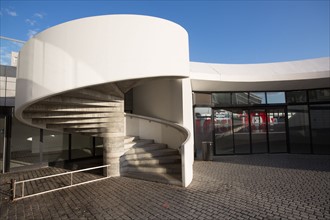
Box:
212, 93, 231, 106
0, 117, 4, 172
250, 109, 268, 153
11, 117, 40, 169
194, 107, 213, 159
308, 89, 330, 102
232, 93, 249, 105
268, 109, 287, 153
43, 130, 69, 162
286, 90, 307, 104
194, 93, 212, 105
71, 134, 93, 159
95, 137, 103, 156
249, 92, 266, 105
214, 109, 234, 154
233, 110, 250, 154
310, 104, 330, 154
267, 92, 285, 104
288, 105, 311, 153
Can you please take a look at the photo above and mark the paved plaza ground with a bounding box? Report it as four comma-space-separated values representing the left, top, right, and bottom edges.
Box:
1, 154, 330, 219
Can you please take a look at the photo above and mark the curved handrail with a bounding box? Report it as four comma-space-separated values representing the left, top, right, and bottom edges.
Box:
124, 113, 191, 153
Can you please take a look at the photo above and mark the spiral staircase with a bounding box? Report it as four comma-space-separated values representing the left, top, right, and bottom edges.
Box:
15, 14, 193, 187
19, 81, 183, 185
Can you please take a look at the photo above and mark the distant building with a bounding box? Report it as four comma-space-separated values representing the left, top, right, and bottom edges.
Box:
11, 52, 18, 67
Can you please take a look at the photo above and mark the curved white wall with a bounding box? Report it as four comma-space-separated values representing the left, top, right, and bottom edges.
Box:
16, 14, 189, 120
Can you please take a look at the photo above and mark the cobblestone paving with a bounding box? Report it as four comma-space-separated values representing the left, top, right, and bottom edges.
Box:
1, 154, 330, 219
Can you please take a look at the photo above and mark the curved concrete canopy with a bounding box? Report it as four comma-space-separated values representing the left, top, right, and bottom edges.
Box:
16, 14, 190, 119
190, 57, 330, 91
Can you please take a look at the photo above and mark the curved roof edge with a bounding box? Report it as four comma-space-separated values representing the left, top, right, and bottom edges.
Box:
190, 57, 330, 82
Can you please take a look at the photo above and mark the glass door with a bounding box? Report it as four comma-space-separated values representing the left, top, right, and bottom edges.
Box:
250, 109, 268, 153
214, 109, 234, 154
310, 104, 330, 154
0, 116, 5, 172
287, 105, 311, 153
194, 107, 213, 159
267, 108, 287, 153
233, 109, 251, 154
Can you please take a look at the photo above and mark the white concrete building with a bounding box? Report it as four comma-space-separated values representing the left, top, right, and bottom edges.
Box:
1, 15, 329, 187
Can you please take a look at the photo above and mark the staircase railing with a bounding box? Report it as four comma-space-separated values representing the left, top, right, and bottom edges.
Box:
11, 164, 111, 201
125, 113, 190, 151
124, 113, 191, 186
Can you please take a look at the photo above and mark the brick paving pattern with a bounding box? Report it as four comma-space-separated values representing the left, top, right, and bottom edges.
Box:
1, 154, 330, 219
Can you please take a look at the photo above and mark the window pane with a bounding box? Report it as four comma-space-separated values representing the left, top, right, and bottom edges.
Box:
71, 134, 93, 159
43, 130, 69, 163
286, 90, 307, 103
308, 89, 330, 102
287, 105, 311, 153
268, 109, 287, 153
214, 109, 234, 154
11, 117, 40, 169
194, 107, 213, 159
267, 92, 285, 104
212, 93, 231, 106
233, 110, 250, 154
95, 137, 103, 156
249, 92, 266, 105
0, 117, 4, 172
232, 93, 249, 105
194, 93, 211, 106
310, 104, 330, 154
250, 109, 268, 153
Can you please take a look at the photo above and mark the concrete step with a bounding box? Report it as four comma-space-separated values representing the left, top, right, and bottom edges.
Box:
125, 143, 167, 154
124, 139, 154, 150
122, 148, 179, 160
123, 172, 182, 186
122, 163, 181, 174
123, 155, 181, 166
124, 136, 139, 144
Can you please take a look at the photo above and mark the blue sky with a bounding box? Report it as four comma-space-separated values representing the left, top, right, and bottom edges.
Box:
0, 0, 329, 65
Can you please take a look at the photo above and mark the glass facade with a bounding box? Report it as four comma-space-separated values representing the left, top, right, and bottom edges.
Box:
0, 65, 16, 107
287, 105, 311, 153
214, 109, 234, 154
194, 107, 213, 159
212, 93, 231, 106
43, 130, 69, 162
268, 108, 287, 153
71, 134, 93, 159
286, 90, 307, 103
250, 92, 266, 105
310, 104, 330, 154
11, 117, 40, 168
250, 109, 268, 153
0, 116, 4, 172
308, 89, 330, 102
267, 92, 285, 104
232, 109, 250, 154
194, 89, 330, 156
232, 93, 249, 105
